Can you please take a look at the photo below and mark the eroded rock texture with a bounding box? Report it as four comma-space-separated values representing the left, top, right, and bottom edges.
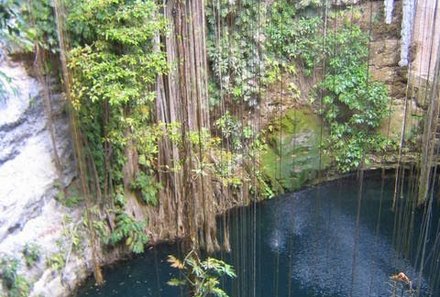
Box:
0, 54, 86, 296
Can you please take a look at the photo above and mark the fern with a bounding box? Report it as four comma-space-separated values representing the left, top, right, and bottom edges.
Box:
110, 212, 149, 254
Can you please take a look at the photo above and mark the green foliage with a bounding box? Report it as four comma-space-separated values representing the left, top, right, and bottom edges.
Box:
214, 112, 254, 151
90, 220, 111, 244
0, 1, 26, 102
55, 189, 83, 208
44, 216, 82, 272
68, 0, 166, 107
23, 0, 59, 52
109, 211, 148, 254
68, 0, 167, 205
0, 0, 32, 50
22, 243, 41, 268
0, 71, 14, 104
266, 1, 321, 74
84, 202, 149, 254
0, 256, 30, 297
295, 0, 322, 9
257, 171, 275, 198
61, 215, 82, 252
319, 24, 391, 172
0, 0, 58, 52
206, 0, 266, 106
46, 252, 65, 271
0, 0, 19, 33
131, 171, 160, 206
206, 0, 323, 106
167, 251, 236, 297
0, 257, 19, 290
68, 0, 165, 47
64, 194, 83, 208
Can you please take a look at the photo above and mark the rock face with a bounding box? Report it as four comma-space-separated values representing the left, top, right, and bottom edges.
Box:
399, 0, 415, 66
412, 0, 440, 81
0, 54, 84, 296
261, 108, 328, 192
332, 0, 360, 5
0, 58, 71, 243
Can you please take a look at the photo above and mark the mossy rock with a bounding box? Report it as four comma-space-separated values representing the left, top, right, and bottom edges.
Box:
378, 99, 423, 144
262, 107, 328, 192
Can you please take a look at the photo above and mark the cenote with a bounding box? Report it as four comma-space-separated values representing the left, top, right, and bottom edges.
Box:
75, 174, 440, 297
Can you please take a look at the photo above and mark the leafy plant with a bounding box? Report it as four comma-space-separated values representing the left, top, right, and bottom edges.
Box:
45, 216, 83, 272
109, 211, 149, 254
206, 0, 267, 106
0, 0, 33, 50
131, 171, 160, 206
266, 1, 321, 74
214, 112, 254, 151
55, 190, 83, 208
0, 256, 30, 297
0, 71, 14, 103
22, 0, 59, 52
22, 243, 41, 268
167, 250, 236, 297
67, 0, 167, 206
62, 216, 82, 252
0, 0, 58, 52
46, 252, 65, 271
319, 24, 391, 172
0, 1, 25, 103
295, 0, 322, 9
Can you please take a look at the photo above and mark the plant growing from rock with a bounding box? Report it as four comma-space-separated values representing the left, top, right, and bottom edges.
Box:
22, 243, 41, 268
67, 0, 167, 201
109, 211, 149, 254
0, 256, 30, 297
319, 24, 391, 172
46, 252, 65, 272
266, 1, 322, 75
130, 171, 160, 206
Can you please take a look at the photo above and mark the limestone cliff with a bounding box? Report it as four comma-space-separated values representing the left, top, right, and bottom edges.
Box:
0, 53, 89, 296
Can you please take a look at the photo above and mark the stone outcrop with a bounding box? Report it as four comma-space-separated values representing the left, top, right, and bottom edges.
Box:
261, 108, 327, 192
332, 0, 361, 6
0, 53, 87, 296
411, 0, 440, 82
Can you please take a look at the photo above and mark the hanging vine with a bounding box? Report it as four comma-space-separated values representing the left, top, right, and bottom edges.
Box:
66, 0, 168, 255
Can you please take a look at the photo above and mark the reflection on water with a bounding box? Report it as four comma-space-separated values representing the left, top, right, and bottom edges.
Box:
76, 175, 438, 297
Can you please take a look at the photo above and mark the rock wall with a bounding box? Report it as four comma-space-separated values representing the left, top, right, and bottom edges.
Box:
399, 0, 415, 67
411, 0, 440, 82
260, 1, 414, 191
0, 53, 89, 296
261, 108, 327, 192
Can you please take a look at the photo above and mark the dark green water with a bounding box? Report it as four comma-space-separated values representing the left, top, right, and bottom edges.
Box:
76, 175, 440, 297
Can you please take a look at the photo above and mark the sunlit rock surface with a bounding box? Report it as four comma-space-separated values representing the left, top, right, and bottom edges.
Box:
332, 0, 360, 5
412, 0, 440, 81
0, 54, 81, 296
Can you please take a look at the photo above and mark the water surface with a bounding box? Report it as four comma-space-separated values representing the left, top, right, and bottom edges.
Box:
76, 175, 439, 297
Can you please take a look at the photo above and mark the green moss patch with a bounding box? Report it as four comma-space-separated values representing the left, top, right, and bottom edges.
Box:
262, 107, 328, 192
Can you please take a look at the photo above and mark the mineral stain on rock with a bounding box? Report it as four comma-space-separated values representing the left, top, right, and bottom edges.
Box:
261, 108, 328, 192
